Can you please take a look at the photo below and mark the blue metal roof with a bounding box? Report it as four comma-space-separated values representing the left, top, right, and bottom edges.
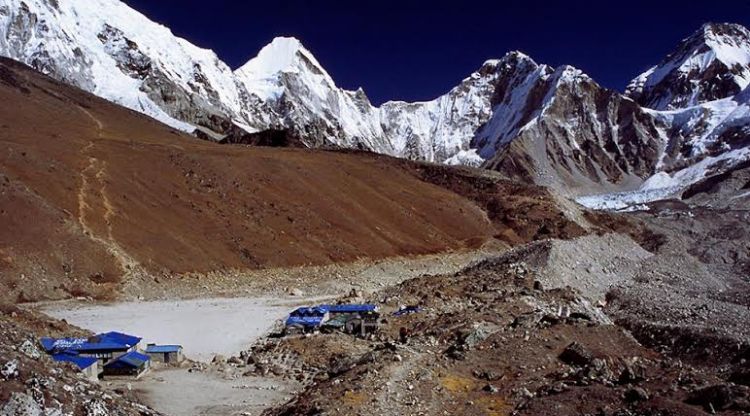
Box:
41, 337, 127, 353
289, 306, 329, 317
41, 337, 86, 353
51, 353, 97, 370
41, 332, 141, 355
105, 351, 150, 369
145, 345, 182, 353
284, 304, 378, 328
75, 341, 131, 353
285, 315, 326, 328
96, 332, 141, 348
321, 304, 378, 313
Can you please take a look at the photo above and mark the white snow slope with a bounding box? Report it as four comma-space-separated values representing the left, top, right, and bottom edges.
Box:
626, 23, 750, 110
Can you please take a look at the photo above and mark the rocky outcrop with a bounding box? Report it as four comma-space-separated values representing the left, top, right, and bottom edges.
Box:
218, 128, 306, 148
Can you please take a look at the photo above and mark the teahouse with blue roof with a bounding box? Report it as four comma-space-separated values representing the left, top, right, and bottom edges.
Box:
41, 331, 143, 366
145, 344, 184, 364
50, 353, 99, 381
284, 303, 380, 336
41, 330, 148, 379
103, 351, 151, 378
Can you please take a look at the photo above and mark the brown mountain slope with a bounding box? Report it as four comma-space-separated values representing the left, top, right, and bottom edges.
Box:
0, 58, 496, 302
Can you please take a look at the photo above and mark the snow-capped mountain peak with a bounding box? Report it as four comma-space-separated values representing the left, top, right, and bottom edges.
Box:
701, 22, 750, 62
235, 36, 336, 100
626, 22, 750, 110
235, 37, 333, 84
237, 37, 307, 76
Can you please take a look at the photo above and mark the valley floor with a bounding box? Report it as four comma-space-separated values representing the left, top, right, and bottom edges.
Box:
15, 245, 505, 416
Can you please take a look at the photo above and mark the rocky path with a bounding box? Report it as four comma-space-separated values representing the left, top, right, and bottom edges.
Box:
75, 106, 139, 277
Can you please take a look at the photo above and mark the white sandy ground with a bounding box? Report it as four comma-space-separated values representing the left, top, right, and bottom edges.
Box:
123, 368, 300, 416
37, 296, 326, 416
39, 296, 327, 362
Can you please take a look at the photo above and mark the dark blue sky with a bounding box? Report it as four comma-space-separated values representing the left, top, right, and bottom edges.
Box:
123, 0, 750, 105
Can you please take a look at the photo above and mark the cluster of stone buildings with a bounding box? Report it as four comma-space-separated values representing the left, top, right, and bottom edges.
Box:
40, 331, 183, 381
284, 304, 380, 336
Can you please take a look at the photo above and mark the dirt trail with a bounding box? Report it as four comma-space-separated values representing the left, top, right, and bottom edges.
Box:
78, 105, 104, 131
75, 105, 139, 276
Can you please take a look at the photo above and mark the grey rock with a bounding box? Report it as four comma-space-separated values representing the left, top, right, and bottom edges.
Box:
0, 392, 43, 416
483, 384, 499, 393
18, 340, 41, 360
686, 384, 749, 411
1, 359, 19, 380
83, 399, 109, 416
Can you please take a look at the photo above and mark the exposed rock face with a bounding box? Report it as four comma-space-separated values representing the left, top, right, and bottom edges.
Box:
681, 159, 750, 208
649, 85, 750, 173
0, 0, 95, 92
378, 56, 506, 162
483, 67, 661, 193
478, 23, 750, 200
97, 23, 151, 79
0, 0, 254, 133
626, 23, 750, 110
218, 128, 306, 148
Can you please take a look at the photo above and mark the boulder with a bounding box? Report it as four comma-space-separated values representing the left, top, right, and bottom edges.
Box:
473, 369, 503, 381
18, 340, 41, 360
483, 384, 499, 393
1, 359, 19, 380
559, 342, 594, 367
618, 360, 646, 385
227, 356, 243, 365
1, 392, 43, 416
84, 398, 109, 416
460, 322, 498, 348
624, 387, 650, 402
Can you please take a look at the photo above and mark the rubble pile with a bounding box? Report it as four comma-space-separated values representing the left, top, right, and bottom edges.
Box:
251, 226, 750, 416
